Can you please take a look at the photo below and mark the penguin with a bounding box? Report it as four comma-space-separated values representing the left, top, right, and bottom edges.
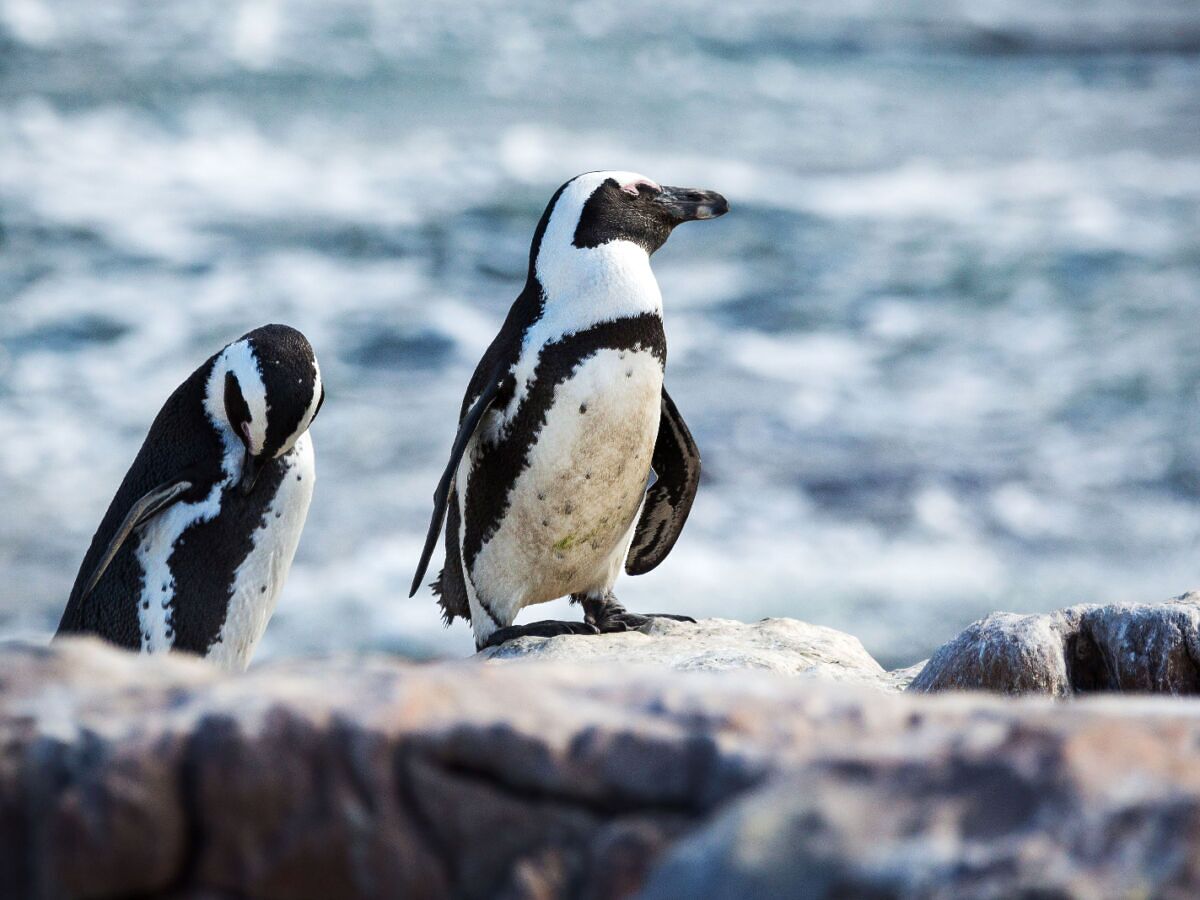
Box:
410, 171, 728, 650
56, 323, 324, 670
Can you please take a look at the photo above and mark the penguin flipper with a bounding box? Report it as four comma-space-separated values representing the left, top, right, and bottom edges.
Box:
409, 374, 506, 597
77, 478, 195, 603
626, 387, 701, 575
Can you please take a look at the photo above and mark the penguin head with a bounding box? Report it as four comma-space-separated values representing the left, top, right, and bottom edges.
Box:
205, 324, 325, 495
528, 171, 727, 301
532, 170, 728, 267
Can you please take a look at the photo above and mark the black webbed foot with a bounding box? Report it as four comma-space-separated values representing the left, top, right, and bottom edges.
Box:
576, 593, 697, 634
594, 611, 697, 633
479, 619, 599, 650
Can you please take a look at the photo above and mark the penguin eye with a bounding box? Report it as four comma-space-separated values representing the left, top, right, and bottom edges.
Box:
618, 178, 661, 197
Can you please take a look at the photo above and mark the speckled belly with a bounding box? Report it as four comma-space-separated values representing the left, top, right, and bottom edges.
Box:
473, 347, 663, 607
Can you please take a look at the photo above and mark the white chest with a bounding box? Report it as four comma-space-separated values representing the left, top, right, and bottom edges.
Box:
469, 347, 663, 608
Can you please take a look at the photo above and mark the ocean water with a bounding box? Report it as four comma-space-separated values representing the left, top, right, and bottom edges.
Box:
2, 1, 1199, 668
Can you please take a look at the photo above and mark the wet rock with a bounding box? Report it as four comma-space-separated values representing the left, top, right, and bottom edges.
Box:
910, 592, 1200, 696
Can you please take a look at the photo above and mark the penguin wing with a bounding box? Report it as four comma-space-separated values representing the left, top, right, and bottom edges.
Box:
76, 478, 195, 602
626, 387, 702, 576
409, 371, 507, 597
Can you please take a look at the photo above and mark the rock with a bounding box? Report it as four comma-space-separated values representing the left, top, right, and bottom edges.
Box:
910, 592, 1200, 696
641, 697, 1200, 899
3, 637, 1200, 898
878, 659, 928, 691
481, 616, 914, 691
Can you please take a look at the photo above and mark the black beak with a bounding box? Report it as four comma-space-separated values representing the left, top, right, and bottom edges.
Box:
653, 185, 730, 224
239, 449, 263, 496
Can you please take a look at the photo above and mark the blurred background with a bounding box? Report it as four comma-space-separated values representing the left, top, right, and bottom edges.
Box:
1, 1, 1198, 667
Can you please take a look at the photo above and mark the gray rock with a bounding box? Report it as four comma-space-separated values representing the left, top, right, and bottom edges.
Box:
3, 637, 1200, 898
641, 693, 1200, 899
481, 616, 915, 690
911, 592, 1200, 696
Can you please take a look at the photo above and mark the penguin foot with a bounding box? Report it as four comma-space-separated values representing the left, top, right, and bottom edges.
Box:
593, 611, 697, 633
479, 619, 599, 650
577, 593, 696, 634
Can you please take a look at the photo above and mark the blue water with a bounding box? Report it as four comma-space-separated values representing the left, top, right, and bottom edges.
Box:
2, 1, 1199, 667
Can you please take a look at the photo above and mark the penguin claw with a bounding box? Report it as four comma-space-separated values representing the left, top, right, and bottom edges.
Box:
479, 620, 599, 650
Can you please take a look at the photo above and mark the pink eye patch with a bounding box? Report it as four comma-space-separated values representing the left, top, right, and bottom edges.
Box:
620, 177, 661, 196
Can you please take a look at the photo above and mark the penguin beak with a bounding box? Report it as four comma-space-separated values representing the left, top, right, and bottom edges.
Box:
239, 450, 263, 496
653, 186, 730, 224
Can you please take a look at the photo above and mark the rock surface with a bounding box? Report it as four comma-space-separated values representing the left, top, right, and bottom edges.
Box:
642, 698, 1200, 899
911, 592, 1200, 696
4, 635, 1200, 899
481, 616, 912, 690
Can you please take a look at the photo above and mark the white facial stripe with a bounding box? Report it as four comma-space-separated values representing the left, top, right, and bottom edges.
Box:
275, 357, 322, 458
203, 353, 241, 477
203, 339, 269, 465
227, 341, 269, 454
535, 170, 661, 304
536, 170, 647, 285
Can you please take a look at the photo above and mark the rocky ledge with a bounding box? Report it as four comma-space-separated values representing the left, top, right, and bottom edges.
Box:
3, 596, 1200, 899
482, 616, 921, 691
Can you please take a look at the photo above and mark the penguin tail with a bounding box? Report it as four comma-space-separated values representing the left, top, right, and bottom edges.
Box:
430, 568, 466, 626
429, 493, 471, 626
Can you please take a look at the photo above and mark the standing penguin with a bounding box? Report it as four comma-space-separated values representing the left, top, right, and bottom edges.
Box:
411, 171, 728, 650
57, 324, 324, 670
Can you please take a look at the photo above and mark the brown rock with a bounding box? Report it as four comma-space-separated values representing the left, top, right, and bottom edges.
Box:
641, 704, 1200, 898
3, 634, 1200, 898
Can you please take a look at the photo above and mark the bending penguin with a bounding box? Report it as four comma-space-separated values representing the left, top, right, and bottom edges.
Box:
411, 171, 729, 650
57, 324, 324, 670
